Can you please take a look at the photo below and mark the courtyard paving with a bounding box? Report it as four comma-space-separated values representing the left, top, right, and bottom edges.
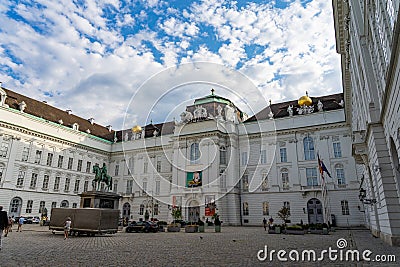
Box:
0, 224, 399, 266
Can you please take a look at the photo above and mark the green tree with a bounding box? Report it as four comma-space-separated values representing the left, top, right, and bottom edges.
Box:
277, 206, 290, 226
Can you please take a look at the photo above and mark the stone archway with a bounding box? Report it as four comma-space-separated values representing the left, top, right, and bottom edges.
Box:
9, 197, 22, 218
307, 198, 323, 224
187, 200, 200, 223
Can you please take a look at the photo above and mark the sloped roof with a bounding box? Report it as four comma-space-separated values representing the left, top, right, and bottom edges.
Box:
2, 88, 115, 141
246, 93, 344, 122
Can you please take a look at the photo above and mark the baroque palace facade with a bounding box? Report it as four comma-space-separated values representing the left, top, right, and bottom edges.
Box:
0, 84, 364, 227
333, 0, 400, 245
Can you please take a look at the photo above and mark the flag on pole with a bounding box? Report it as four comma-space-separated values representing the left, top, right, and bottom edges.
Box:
318, 154, 332, 179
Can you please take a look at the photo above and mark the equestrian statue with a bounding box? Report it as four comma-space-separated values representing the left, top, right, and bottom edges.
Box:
92, 163, 113, 191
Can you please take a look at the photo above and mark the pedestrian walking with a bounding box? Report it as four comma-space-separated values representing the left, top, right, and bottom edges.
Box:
0, 206, 9, 251
17, 217, 24, 232
64, 217, 71, 240
4, 216, 13, 237
263, 218, 267, 231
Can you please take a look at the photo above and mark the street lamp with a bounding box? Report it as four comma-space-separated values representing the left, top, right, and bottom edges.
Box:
358, 187, 377, 205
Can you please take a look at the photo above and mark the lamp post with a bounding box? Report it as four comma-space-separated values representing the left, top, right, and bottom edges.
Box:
359, 187, 377, 205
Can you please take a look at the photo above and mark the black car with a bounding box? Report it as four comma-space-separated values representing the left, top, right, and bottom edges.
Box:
126, 221, 159, 233
172, 220, 188, 228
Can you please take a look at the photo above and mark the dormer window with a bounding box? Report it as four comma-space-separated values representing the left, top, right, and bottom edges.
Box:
58, 119, 63, 125
88, 118, 95, 125
86, 129, 91, 134
72, 123, 79, 131
66, 109, 72, 115
106, 125, 112, 132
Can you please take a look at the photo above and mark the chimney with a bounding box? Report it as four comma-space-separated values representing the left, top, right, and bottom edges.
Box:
66, 109, 72, 115
106, 125, 112, 132
43, 101, 47, 104
88, 118, 95, 125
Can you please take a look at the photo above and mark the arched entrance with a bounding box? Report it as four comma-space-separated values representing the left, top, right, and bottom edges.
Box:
9, 197, 22, 218
122, 202, 131, 221
307, 198, 323, 224
187, 200, 200, 223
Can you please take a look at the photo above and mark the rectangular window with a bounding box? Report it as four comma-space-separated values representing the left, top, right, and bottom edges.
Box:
64, 177, 70, 191
337, 168, 345, 185
39, 201, 45, 213
341, 200, 349, 215
154, 203, 159, 216
280, 148, 287, 162
241, 152, 248, 166
0, 166, 4, 184
72, 203, 77, 208
142, 181, 147, 193
243, 202, 249, 216
22, 147, 30, 161
74, 179, 80, 192
82, 180, 88, 192
242, 174, 249, 192
115, 164, 119, 176
260, 150, 267, 164
86, 161, 91, 173
282, 172, 289, 190
17, 170, 26, 187
155, 180, 160, 195
333, 142, 342, 158
220, 169, 226, 189
46, 153, 53, 166
284, 201, 290, 215
143, 162, 148, 173
35, 150, 42, 164
51, 202, 57, 209
42, 174, 49, 190
126, 180, 133, 194
0, 140, 9, 157
220, 148, 227, 165
77, 160, 83, 172
67, 158, 73, 170
156, 158, 161, 172
57, 155, 64, 168
306, 168, 318, 186
113, 181, 118, 193
26, 200, 33, 213
30, 173, 38, 188
263, 202, 269, 216
54, 176, 60, 191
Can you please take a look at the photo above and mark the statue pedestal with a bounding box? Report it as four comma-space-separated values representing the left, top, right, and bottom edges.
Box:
79, 191, 121, 209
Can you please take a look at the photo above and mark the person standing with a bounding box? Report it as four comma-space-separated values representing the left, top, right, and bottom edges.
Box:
4, 216, 13, 237
263, 218, 267, 231
0, 206, 9, 251
64, 217, 71, 240
17, 216, 24, 232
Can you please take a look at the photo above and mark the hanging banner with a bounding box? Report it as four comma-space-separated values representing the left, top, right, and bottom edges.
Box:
205, 195, 216, 216
186, 171, 202, 187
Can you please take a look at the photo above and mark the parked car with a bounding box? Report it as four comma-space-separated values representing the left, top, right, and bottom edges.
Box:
32, 216, 40, 224
25, 216, 34, 224
126, 221, 159, 233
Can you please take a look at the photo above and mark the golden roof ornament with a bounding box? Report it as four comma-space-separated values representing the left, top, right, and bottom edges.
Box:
298, 91, 313, 106
132, 125, 142, 133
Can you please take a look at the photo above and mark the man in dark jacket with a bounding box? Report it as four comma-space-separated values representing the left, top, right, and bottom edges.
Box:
0, 206, 9, 251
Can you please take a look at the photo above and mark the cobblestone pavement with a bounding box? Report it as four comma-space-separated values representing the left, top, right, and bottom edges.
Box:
1, 224, 399, 266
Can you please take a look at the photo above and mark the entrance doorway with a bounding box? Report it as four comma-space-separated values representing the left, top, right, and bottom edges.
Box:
188, 200, 200, 223
123, 202, 131, 220
9, 197, 22, 218
307, 198, 323, 224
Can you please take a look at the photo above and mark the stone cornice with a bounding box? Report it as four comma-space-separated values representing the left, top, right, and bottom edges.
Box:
0, 121, 111, 156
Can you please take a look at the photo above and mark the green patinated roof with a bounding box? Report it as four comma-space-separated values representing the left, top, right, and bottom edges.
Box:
194, 93, 233, 106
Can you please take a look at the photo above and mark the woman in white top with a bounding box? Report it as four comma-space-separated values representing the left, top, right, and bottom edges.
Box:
64, 217, 71, 240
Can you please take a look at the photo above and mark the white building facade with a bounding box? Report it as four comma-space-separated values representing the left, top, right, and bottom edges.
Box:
333, 0, 400, 245
0, 85, 363, 227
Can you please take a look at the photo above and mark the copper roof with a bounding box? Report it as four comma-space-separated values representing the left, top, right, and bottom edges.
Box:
246, 93, 344, 122
2, 88, 115, 141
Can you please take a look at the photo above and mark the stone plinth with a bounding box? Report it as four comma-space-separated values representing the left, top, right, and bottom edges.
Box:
79, 191, 121, 209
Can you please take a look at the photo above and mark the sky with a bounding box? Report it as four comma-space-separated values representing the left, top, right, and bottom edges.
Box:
0, 0, 341, 129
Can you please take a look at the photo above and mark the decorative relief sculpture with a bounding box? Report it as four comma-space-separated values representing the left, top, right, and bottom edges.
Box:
287, 105, 293, 116
19, 101, 26, 112
317, 100, 324, 112
179, 110, 193, 124
193, 105, 207, 120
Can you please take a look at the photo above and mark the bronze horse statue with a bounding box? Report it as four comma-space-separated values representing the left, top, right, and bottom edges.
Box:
92, 164, 112, 191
